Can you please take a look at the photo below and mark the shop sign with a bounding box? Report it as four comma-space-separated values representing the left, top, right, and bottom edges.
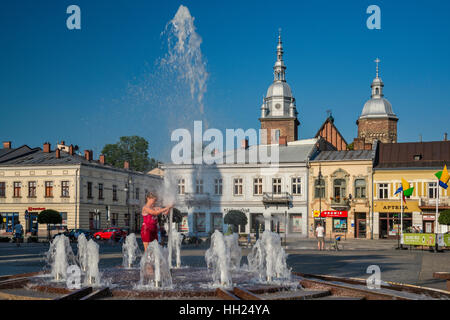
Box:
312, 210, 320, 218
321, 210, 348, 218
374, 201, 420, 213
422, 214, 435, 221
28, 207, 45, 212
402, 233, 435, 246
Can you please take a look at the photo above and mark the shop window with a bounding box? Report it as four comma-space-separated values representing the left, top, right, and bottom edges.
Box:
212, 213, 223, 231
251, 213, 265, 233
333, 218, 347, 232
290, 214, 302, 233
178, 213, 189, 232
355, 179, 366, 198
194, 213, 206, 233
314, 179, 325, 198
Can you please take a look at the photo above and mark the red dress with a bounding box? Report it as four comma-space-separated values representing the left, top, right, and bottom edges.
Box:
141, 213, 158, 243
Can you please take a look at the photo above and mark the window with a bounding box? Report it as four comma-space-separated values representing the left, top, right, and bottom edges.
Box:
98, 183, 104, 200
428, 182, 438, 199
13, 182, 21, 198
292, 177, 302, 195
234, 178, 243, 196
61, 181, 70, 197
355, 179, 366, 198
194, 212, 206, 232
0, 182, 5, 197
45, 181, 53, 198
111, 213, 118, 226
333, 179, 346, 201
113, 185, 118, 201
87, 182, 93, 199
28, 181, 36, 197
314, 179, 325, 198
135, 187, 140, 200
378, 183, 389, 199
253, 178, 263, 195
89, 212, 101, 230
195, 179, 203, 194
214, 178, 223, 195
272, 178, 282, 194
124, 214, 130, 227
333, 218, 347, 232
177, 179, 185, 195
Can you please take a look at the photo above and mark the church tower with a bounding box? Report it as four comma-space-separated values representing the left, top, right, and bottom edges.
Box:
353, 59, 398, 150
260, 33, 299, 145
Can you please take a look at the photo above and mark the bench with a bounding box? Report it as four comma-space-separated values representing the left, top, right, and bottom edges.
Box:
433, 272, 450, 291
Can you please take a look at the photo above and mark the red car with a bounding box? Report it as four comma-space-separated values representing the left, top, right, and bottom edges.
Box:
93, 227, 127, 241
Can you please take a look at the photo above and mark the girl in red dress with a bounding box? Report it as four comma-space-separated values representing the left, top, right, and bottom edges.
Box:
141, 192, 172, 251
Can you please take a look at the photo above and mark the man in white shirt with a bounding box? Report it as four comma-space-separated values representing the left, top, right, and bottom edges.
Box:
315, 223, 325, 251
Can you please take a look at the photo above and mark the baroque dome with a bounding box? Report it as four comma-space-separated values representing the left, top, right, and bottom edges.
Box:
266, 81, 292, 98
360, 97, 397, 119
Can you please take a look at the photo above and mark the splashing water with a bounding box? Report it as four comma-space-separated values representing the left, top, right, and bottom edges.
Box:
169, 224, 183, 268
86, 239, 101, 286
205, 230, 242, 287
77, 233, 88, 272
46, 235, 76, 281
247, 231, 291, 283
122, 233, 142, 269
162, 5, 208, 114
139, 240, 172, 288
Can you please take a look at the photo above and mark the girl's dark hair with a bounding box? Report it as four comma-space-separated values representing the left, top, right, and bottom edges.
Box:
145, 192, 157, 200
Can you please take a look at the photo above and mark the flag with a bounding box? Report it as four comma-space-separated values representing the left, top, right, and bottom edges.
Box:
394, 178, 414, 203
435, 165, 449, 189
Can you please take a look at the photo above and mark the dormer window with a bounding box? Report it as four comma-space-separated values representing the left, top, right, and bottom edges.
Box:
413, 154, 422, 161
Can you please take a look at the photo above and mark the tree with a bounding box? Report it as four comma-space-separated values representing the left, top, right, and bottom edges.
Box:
224, 210, 248, 233
438, 210, 450, 226
101, 136, 160, 172
37, 209, 62, 241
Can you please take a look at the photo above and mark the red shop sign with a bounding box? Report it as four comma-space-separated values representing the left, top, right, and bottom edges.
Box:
28, 207, 46, 212
321, 210, 348, 218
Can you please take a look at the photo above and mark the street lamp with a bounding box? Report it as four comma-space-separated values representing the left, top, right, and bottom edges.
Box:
318, 164, 323, 230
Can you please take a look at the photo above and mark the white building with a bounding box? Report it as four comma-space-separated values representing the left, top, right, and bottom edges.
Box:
163, 35, 333, 239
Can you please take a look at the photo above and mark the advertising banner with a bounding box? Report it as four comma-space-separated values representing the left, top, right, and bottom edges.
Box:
321, 210, 348, 218
403, 233, 436, 246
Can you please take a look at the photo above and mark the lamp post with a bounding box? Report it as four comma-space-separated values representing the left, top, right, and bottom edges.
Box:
318, 164, 323, 230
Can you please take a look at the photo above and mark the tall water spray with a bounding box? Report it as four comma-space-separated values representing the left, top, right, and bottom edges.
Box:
139, 240, 172, 288
205, 230, 242, 286
46, 235, 76, 281
170, 224, 183, 268
247, 231, 291, 283
77, 233, 88, 272
122, 233, 141, 269
85, 239, 101, 286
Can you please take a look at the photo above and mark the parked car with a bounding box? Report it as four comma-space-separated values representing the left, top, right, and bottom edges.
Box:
68, 229, 92, 241
93, 227, 127, 241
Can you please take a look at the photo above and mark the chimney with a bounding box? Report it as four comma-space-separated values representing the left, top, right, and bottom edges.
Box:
99, 154, 105, 165
69, 144, 74, 155
43, 142, 51, 153
279, 136, 287, 146
445, 133, 448, 141
55, 149, 60, 159
124, 161, 130, 170
241, 139, 249, 150
84, 150, 93, 161
2, 141, 11, 149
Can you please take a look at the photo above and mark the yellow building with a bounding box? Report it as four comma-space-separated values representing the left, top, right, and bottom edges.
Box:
373, 141, 450, 239
0, 141, 162, 238
308, 149, 374, 239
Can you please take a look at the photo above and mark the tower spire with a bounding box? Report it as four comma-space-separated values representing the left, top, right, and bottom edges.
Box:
274, 29, 286, 82
371, 58, 384, 98
375, 57, 380, 78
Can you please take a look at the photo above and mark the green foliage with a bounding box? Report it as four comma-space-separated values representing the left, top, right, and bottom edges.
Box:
37, 210, 62, 225
438, 210, 450, 226
346, 142, 354, 150
224, 210, 248, 233
101, 136, 160, 172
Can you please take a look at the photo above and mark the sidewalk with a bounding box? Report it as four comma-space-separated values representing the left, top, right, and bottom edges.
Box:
284, 238, 400, 251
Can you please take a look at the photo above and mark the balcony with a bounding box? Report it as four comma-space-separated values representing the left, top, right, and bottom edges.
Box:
262, 192, 292, 208
330, 197, 351, 210
182, 192, 211, 209
419, 197, 450, 209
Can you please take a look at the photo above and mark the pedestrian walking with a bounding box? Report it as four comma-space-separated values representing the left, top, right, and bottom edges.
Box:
14, 221, 24, 247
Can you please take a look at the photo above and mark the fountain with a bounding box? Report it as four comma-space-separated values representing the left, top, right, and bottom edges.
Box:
85, 239, 101, 286
77, 233, 88, 272
224, 233, 242, 270
169, 224, 183, 268
139, 240, 172, 288
247, 231, 291, 283
122, 233, 141, 269
205, 230, 233, 287
46, 235, 76, 281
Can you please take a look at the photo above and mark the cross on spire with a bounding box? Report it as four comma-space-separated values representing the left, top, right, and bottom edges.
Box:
375, 58, 380, 78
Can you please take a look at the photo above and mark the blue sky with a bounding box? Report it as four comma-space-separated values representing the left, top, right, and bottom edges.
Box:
1, 0, 449, 162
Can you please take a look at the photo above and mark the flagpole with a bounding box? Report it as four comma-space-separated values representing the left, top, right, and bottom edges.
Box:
400, 189, 404, 248
435, 178, 439, 252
